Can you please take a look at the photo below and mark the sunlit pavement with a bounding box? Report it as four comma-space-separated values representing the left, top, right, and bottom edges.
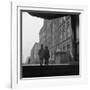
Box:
22, 61, 79, 66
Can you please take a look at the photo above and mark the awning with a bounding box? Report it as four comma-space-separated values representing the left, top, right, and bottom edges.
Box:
23, 10, 80, 20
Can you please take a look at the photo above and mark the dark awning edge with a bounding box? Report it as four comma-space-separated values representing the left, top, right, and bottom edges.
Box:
21, 10, 80, 20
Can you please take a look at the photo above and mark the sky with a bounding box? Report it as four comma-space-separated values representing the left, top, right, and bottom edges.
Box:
22, 12, 43, 64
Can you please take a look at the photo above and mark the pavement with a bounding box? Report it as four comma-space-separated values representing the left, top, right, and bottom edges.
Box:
22, 61, 79, 66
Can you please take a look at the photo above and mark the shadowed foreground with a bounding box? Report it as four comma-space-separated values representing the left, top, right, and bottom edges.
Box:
22, 64, 79, 78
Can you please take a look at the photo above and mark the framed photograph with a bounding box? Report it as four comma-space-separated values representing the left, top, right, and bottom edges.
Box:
11, 1, 87, 88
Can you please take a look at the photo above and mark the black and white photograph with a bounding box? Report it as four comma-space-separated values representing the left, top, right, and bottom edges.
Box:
0, 0, 88, 89
20, 8, 80, 78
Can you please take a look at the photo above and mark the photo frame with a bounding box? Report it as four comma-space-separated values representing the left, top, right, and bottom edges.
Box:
11, 1, 87, 88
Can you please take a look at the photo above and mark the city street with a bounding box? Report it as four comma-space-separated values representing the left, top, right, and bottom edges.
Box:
21, 10, 79, 78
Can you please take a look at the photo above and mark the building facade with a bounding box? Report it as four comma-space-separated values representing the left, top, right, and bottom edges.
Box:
39, 15, 79, 64
30, 42, 40, 64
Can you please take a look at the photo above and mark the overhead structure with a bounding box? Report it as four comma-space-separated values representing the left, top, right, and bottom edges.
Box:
26, 10, 80, 19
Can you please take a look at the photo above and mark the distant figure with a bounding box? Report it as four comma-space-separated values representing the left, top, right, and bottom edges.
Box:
44, 46, 50, 66
28, 57, 31, 64
38, 44, 45, 66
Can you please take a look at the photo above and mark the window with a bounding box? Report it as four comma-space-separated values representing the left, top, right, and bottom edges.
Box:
67, 44, 70, 50
63, 46, 65, 51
